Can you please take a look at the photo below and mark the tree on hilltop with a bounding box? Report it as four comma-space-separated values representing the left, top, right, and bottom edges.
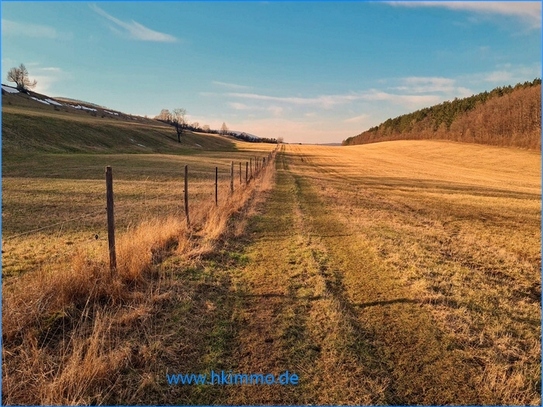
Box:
155, 108, 187, 142
7, 63, 37, 92
220, 122, 229, 136
156, 109, 172, 122
172, 108, 187, 143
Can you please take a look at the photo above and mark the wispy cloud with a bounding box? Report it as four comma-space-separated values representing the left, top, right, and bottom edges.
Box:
388, 1, 541, 29
226, 90, 444, 110
344, 113, 370, 124
226, 92, 363, 109
482, 64, 541, 83
90, 4, 178, 42
392, 76, 473, 96
229, 101, 284, 116
213, 81, 252, 90
30, 65, 66, 94
2, 19, 59, 39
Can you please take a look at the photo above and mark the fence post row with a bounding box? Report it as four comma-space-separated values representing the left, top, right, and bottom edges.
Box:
102, 155, 278, 274
215, 167, 218, 206
230, 161, 234, 194
184, 164, 190, 226
105, 166, 117, 274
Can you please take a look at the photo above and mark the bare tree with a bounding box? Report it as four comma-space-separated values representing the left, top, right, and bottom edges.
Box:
220, 122, 229, 136
202, 124, 211, 133
7, 63, 37, 92
155, 109, 172, 122
172, 108, 187, 142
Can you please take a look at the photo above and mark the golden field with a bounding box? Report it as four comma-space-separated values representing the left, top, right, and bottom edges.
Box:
2, 138, 540, 405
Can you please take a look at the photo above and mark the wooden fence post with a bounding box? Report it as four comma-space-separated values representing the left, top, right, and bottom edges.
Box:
230, 161, 234, 194
105, 166, 116, 274
246, 161, 249, 184
215, 166, 218, 206
239, 162, 242, 184
184, 165, 190, 226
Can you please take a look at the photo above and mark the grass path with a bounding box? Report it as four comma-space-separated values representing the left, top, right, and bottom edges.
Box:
221, 152, 388, 404
219, 147, 492, 404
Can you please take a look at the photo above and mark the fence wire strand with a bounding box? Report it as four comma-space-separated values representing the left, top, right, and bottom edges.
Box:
3, 210, 105, 241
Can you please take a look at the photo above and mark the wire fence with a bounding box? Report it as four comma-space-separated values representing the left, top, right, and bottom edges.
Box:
2, 147, 279, 275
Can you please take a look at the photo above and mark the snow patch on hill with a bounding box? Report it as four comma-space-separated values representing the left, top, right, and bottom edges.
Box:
2, 85, 19, 94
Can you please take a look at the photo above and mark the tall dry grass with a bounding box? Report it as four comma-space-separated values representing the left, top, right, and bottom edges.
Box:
2, 150, 277, 405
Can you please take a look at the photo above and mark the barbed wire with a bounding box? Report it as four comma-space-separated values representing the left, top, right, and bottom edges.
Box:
3, 149, 279, 243
3, 210, 105, 241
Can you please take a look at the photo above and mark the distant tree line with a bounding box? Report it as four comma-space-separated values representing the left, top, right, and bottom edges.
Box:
343, 79, 541, 150
155, 111, 279, 144
230, 132, 279, 144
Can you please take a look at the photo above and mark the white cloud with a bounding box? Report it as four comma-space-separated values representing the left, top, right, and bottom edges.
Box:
39, 67, 62, 72
484, 70, 514, 83
229, 102, 252, 110
213, 81, 252, 90
90, 4, 178, 42
31, 66, 65, 94
360, 90, 443, 109
395, 76, 456, 93
464, 64, 541, 85
227, 92, 363, 109
2, 19, 58, 39
344, 114, 370, 124
390, 77, 474, 99
388, 1, 541, 29
228, 101, 285, 117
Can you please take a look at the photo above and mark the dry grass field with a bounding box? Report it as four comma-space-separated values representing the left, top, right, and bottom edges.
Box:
262, 141, 540, 404
2, 136, 540, 405
2, 146, 275, 278
201, 140, 540, 405
2, 131, 277, 404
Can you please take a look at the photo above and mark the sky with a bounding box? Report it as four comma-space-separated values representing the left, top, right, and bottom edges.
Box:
1, 1, 541, 144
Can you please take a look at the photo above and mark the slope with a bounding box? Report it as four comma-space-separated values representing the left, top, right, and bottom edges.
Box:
343, 79, 541, 150
2, 89, 235, 154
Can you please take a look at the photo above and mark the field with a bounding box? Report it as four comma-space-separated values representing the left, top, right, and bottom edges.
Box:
2, 148, 275, 278
250, 141, 541, 404
2, 99, 541, 405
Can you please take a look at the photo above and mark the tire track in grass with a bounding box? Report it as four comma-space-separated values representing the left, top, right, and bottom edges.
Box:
224, 153, 389, 405
288, 151, 483, 404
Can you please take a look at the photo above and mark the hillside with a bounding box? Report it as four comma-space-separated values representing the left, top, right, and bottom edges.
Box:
343, 79, 541, 150
1, 85, 236, 154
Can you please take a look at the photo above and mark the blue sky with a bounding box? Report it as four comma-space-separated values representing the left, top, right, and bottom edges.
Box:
2, 1, 541, 143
